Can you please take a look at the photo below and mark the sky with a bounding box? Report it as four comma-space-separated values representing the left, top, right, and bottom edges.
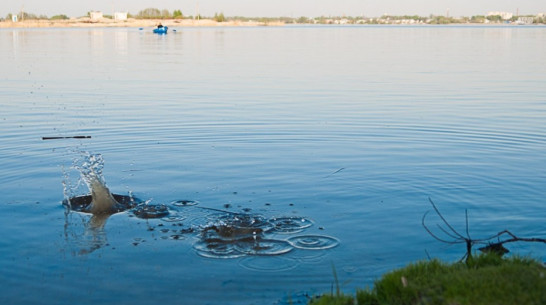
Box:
1, 0, 544, 18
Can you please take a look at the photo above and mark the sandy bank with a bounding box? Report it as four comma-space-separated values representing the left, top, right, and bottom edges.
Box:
0, 18, 284, 29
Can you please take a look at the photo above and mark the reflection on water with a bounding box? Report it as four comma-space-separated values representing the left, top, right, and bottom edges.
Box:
114, 31, 128, 54
63, 211, 109, 255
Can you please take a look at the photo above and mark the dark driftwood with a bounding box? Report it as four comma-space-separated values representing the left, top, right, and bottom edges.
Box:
423, 198, 546, 263
42, 136, 91, 140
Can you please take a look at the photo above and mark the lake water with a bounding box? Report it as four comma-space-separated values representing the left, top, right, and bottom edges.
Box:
1, 25, 545, 304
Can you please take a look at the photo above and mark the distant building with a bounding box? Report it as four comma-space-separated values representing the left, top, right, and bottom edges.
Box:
517, 16, 534, 24
11, 15, 18, 22
89, 11, 103, 20
114, 12, 128, 21
487, 11, 513, 20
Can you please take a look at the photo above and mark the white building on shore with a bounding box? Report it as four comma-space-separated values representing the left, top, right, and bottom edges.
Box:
89, 11, 103, 20
114, 12, 128, 21
517, 16, 534, 24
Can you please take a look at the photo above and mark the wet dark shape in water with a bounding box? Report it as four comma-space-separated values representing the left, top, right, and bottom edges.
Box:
193, 211, 335, 259
203, 224, 264, 241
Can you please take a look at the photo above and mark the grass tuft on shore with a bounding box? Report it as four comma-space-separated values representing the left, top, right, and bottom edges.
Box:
311, 253, 546, 305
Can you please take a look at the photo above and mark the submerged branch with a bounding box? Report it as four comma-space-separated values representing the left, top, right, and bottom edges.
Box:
428, 198, 467, 240
422, 211, 459, 244
424, 198, 546, 261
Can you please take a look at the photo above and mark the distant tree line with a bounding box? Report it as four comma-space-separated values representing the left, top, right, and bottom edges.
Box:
135, 8, 228, 21
4, 12, 69, 21
213, 12, 226, 22
136, 8, 185, 19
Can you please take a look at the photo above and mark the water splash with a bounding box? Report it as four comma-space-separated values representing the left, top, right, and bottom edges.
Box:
62, 151, 140, 215
75, 152, 106, 187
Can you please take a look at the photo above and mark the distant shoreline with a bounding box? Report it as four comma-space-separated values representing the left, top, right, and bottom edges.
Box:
1, 17, 543, 29
0, 18, 285, 29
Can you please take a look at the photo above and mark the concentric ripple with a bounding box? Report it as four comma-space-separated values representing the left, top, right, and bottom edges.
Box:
234, 239, 293, 256
171, 199, 199, 207
193, 240, 245, 259
132, 203, 170, 219
287, 235, 340, 250
268, 216, 313, 233
160, 215, 186, 222
214, 213, 271, 228
239, 256, 299, 272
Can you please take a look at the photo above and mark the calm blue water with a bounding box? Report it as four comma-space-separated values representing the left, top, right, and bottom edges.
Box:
1, 25, 545, 304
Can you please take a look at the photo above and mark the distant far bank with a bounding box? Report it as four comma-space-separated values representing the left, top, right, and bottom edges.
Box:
2, 7, 545, 28
2, 17, 546, 29
0, 18, 284, 28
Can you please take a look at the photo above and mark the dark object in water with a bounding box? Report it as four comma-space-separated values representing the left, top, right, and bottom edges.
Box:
203, 225, 264, 241
63, 194, 141, 214
172, 199, 199, 206
132, 203, 170, 219
479, 243, 510, 256
42, 136, 91, 140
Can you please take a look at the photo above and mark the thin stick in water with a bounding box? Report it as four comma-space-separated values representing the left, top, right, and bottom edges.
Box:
42, 136, 91, 140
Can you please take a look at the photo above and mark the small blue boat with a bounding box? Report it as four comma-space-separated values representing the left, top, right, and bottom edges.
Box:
153, 26, 168, 34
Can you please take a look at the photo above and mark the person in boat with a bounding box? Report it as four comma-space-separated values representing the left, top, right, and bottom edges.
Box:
157, 23, 164, 29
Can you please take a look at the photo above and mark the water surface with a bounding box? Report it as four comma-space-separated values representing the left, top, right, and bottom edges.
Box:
1, 25, 545, 304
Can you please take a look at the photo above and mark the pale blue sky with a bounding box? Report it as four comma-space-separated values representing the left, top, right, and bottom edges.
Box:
2, 0, 544, 18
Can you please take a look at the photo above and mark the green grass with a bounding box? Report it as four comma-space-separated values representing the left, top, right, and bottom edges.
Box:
311, 253, 546, 305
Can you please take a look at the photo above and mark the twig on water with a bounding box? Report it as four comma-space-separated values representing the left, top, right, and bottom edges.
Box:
324, 167, 345, 178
